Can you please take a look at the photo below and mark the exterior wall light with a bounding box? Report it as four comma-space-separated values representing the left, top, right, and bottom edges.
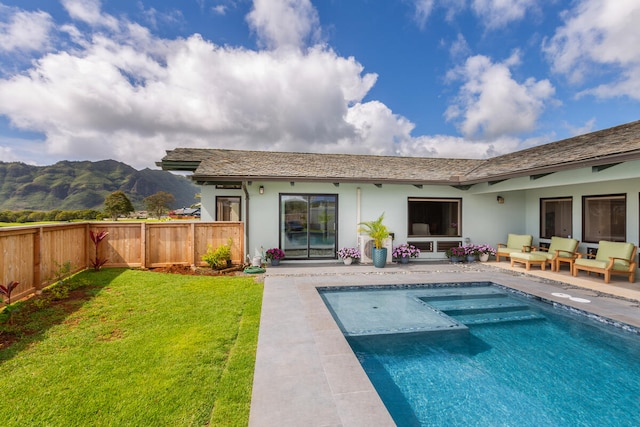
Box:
497, 195, 505, 204
259, 185, 265, 194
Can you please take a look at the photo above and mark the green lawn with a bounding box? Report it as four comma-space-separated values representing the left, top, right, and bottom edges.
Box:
0, 269, 263, 426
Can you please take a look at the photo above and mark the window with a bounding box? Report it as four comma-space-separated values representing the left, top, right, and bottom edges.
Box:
408, 198, 461, 237
216, 196, 241, 221
540, 197, 572, 238
582, 194, 626, 243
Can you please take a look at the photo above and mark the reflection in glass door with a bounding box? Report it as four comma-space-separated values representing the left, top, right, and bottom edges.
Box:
280, 194, 337, 259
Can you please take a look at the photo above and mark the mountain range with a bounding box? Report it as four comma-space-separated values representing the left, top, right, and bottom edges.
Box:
0, 160, 200, 211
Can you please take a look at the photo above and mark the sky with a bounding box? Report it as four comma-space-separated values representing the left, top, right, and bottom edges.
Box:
0, 0, 639, 170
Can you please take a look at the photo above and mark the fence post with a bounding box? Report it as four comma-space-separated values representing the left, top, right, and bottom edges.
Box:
33, 227, 42, 290
140, 222, 147, 269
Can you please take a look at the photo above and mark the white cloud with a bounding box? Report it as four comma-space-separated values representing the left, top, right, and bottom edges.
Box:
471, 0, 538, 28
445, 53, 555, 139
412, 0, 435, 29
543, 0, 640, 99
246, 0, 321, 51
0, 7, 54, 53
61, 0, 118, 29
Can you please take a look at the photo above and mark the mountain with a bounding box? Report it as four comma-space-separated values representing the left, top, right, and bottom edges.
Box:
0, 160, 200, 211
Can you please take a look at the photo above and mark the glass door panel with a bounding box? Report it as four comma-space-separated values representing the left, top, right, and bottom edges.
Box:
280, 194, 337, 259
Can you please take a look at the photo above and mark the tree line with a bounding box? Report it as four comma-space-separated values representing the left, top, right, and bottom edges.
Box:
0, 191, 177, 223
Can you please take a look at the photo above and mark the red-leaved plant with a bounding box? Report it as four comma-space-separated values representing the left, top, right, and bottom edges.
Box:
0, 280, 19, 305
89, 230, 109, 271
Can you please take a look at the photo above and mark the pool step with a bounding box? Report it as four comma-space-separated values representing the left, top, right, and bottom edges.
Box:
418, 292, 544, 326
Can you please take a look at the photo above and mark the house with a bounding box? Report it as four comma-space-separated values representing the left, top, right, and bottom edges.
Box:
158, 120, 640, 263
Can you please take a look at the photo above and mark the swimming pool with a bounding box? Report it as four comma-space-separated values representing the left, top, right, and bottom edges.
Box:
319, 282, 640, 426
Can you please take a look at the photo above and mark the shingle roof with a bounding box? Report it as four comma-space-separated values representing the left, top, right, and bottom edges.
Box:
159, 120, 640, 185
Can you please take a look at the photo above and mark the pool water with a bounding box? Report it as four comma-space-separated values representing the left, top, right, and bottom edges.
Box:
320, 283, 640, 426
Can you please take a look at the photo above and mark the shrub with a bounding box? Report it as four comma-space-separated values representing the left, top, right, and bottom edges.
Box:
202, 238, 233, 269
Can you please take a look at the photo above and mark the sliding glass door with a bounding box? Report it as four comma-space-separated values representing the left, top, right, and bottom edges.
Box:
280, 194, 337, 259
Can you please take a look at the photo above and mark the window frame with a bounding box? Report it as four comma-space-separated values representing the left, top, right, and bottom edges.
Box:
581, 193, 626, 243
539, 197, 573, 239
407, 197, 462, 237
215, 196, 242, 221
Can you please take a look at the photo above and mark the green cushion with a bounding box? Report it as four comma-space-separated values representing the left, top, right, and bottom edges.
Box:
595, 241, 635, 270
510, 252, 548, 261
505, 234, 533, 250
497, 247, 527, 255
574, 258, 608, 269
547, 237, 578, 257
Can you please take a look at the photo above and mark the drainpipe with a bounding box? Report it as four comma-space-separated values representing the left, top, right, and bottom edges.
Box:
242, 182, 250, 263
356, 186, 361, 234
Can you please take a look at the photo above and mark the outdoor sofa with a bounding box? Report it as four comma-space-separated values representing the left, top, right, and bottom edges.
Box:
496, 234, 533, 262
510, 236, 579, 272
572, 241, 637, 284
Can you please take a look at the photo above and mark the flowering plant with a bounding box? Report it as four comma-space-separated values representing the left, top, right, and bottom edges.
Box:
445, 246, 466, 258
392, 243, 420, 258
265, 247, 285, 260
475, 244, 496, 255
337, 247, 361, 259
462, 244, 496, 256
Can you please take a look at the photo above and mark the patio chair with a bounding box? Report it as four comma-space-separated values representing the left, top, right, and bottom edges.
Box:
496, 234, 533, 262
572, 241, 637, 284
511, 236, 579, 272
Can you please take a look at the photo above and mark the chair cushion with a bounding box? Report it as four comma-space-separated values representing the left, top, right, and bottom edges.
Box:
496, 247, 527, 255
595, 241, 635, 270
510, 252, 548, 262
547, 237, 578, 257
505, 234, 533, 249
574, 258, 608, 269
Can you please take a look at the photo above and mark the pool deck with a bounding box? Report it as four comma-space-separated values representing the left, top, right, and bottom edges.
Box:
248, 260, 640, 426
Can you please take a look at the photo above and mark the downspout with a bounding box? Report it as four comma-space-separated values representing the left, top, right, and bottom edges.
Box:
242, 182, 250, 264
356, 186, 361, 234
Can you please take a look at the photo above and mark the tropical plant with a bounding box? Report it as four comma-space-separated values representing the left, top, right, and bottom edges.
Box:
202, 238, 233, 269
0, 280, 19, 305
337, 247, 361, 259
392, 243, 420, 258
265, 247, 285, 260
89, 229, 109, 271
358, 213, 390, 249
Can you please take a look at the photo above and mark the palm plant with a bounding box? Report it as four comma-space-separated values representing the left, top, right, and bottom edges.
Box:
358, 213, 390, 249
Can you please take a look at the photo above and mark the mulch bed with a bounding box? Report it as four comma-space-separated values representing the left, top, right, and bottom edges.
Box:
149, 264, 247, 276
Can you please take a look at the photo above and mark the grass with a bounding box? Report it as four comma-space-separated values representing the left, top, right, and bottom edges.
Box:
0, 268, 263, 426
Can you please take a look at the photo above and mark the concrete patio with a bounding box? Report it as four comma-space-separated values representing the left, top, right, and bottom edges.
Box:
248, 260, 640, 426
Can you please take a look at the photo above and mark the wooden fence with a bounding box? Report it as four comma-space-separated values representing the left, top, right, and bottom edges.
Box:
0, 221, 244, 302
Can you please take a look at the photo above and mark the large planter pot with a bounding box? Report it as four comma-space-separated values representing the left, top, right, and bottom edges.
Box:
399, 256, 409, 264
479, 253, 490, 262
466, 255, 477, 263
450, 256, 461, 263
270, 259, 280, 266
343, 257, 353, 265
372, 247, 387, 268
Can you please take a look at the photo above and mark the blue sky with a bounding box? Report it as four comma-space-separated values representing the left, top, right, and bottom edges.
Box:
1, 0, 639, 169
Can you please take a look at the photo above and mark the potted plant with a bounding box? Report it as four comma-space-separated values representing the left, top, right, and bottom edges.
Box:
462, 243, 480, 262
337, 247, 361, 265
392, 243, 420, 264
476, 244, 496, 262
446, 246, 465, 263
265, 247, 285, 266
358, 213, 390, 268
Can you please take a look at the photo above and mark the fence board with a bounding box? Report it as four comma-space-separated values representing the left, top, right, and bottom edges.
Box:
0, 221, 244, 303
